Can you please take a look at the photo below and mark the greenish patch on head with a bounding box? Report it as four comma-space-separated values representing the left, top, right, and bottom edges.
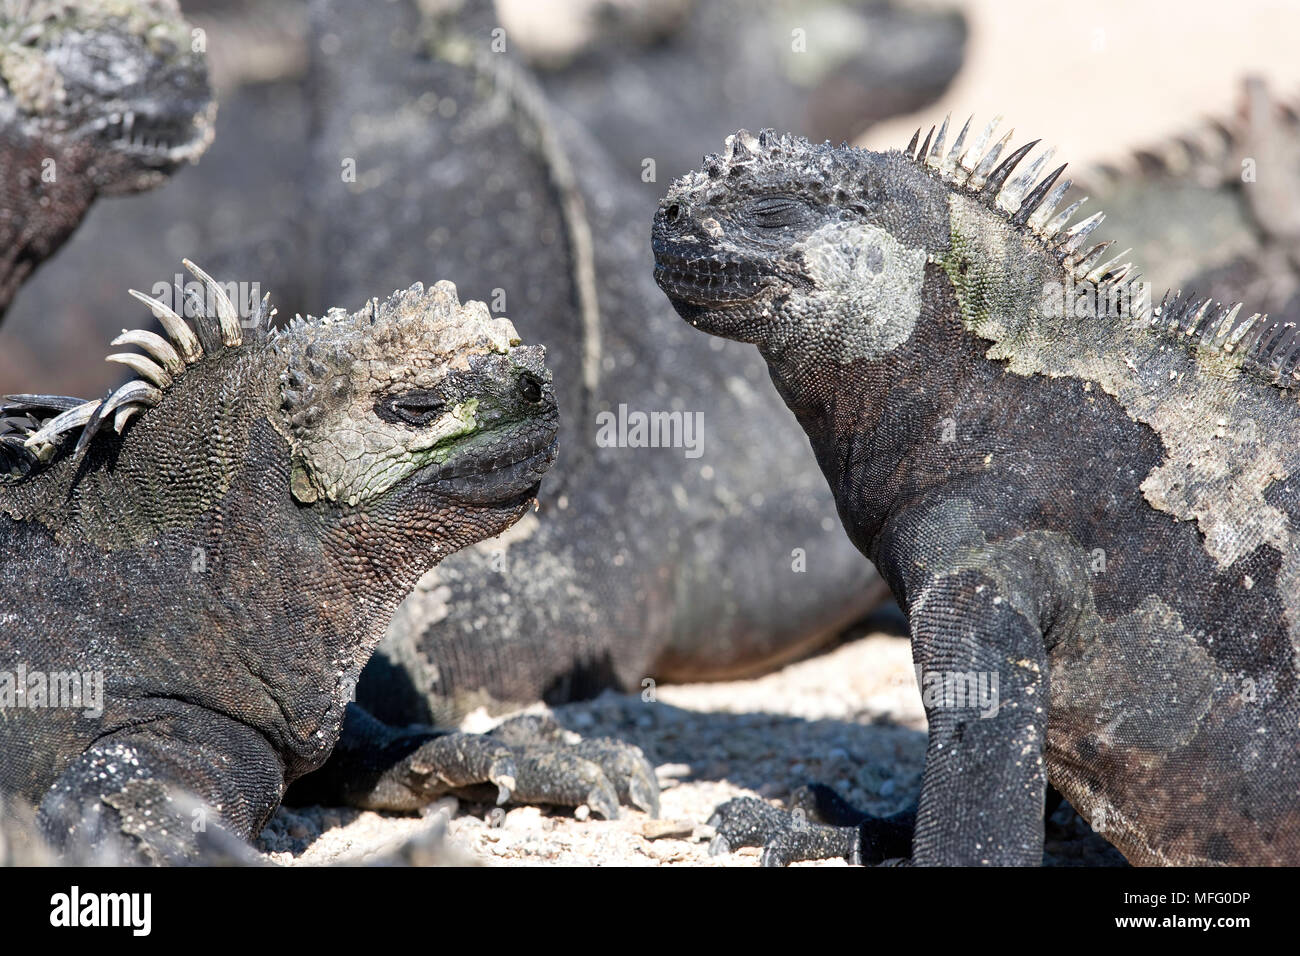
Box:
289, 398, 483, 507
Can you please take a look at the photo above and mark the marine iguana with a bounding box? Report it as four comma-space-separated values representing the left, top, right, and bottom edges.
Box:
2, 0, 961, 723
652, 118, 1300, 865
0, 262, 656, 863
0, 0, 215, 324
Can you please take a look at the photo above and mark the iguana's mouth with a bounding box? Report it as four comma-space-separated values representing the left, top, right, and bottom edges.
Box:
652, 240, 772, 307
421, 418, 559, 505
103, 106, 214, 165
76, 101, 216, 169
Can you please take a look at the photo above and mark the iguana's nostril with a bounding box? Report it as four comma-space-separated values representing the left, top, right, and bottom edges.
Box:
519, 372, 544, 404
665, 202, 681, 223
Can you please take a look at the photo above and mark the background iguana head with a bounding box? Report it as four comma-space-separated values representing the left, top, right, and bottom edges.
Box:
4, 265, 558, 575
0, 0, 214, 193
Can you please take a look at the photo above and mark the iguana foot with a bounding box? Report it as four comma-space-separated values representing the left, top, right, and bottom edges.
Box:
462, 714, 660, 819
292, 705, 658, 820
393, 732, 521, 807
707, 797, 863, 866
707, 784, 914, 866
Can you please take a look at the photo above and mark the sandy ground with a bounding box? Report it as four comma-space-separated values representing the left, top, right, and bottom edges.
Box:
258, 630, 922, 866
257, 627, 1122, 866
859, 0, 1300, 166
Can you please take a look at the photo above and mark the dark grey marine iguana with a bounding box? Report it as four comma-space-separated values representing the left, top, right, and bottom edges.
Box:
299, 0, 883, 727
0, 0, 964, 727
0, 0, 215, 324
0, 262, 656, 863
652, 119, 1300, 865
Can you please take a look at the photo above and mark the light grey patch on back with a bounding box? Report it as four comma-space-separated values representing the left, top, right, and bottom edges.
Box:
903, 498, 1227, 752
942, 191, 1300, 662
1050, 594, 1223, 752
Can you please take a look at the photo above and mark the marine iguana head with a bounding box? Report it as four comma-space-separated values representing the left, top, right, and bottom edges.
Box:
652, 121, 1298, 385
273, 278, 559, 532
3, 263, 558, 571
0, 0, 214, 194
651, 123, 1117, 367
651, 128, 939, 354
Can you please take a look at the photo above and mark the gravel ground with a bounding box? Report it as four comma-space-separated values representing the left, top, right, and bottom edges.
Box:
258, 627, 1123, 867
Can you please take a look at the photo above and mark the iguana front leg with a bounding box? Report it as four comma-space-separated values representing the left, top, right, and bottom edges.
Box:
709, 560, 1050, 866
906, 568, 1049, 864
287, 705, 659, 820
38, 704, 282, 865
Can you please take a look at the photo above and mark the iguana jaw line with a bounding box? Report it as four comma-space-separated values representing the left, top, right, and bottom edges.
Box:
77, 98, 216, 170
651, 238, 793, 310
415, 422, 558, 506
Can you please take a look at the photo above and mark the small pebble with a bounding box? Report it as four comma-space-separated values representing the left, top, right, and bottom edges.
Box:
641, 819, 695, 840
656, 762, 692, 780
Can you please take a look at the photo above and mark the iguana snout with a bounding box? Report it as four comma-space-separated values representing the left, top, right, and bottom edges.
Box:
652, 128, 859, 343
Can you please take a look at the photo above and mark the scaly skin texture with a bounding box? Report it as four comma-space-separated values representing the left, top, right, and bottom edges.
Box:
1, 0, 962, 715
0, 0, 215, 323
0, 266, 659, 863
653, 120, 1300, 866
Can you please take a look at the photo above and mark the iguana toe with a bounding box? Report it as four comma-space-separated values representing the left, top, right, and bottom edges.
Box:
483, 714, 661, 819
507, 750, 622, 821
405, 733, 521, 803
568, 737, 661, 817
708, 797, 862, 866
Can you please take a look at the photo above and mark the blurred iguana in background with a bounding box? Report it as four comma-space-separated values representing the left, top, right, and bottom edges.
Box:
0, 0, 214, 324
1078, 77, 1300, 327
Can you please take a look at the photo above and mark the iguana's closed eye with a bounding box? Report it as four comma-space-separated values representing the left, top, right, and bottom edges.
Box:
378, 389, 447, 426
748, 195, 809, 229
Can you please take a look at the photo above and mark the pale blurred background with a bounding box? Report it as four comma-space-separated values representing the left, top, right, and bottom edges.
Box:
861, 0, 1300, 163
